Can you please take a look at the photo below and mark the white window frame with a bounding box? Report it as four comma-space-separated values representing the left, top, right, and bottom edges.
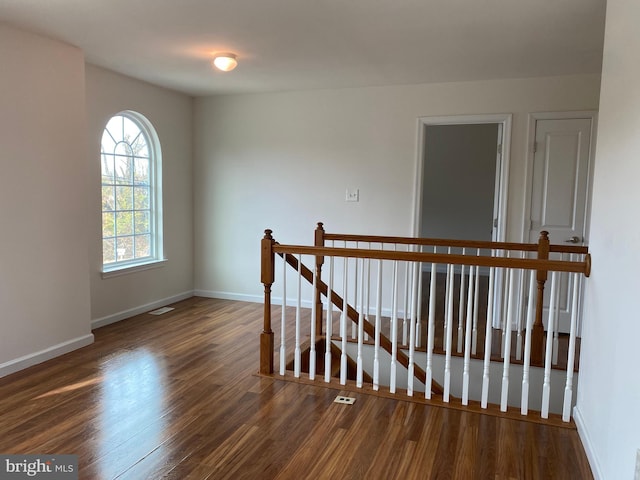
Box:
101, 111, 165, 278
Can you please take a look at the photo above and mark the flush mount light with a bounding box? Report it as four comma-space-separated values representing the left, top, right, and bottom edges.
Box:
212, 53, 238, 72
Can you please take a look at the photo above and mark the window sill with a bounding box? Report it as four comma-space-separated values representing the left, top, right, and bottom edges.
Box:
101, 258, 168, 279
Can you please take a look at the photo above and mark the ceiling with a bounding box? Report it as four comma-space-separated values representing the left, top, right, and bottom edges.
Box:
0, 0, 606, 97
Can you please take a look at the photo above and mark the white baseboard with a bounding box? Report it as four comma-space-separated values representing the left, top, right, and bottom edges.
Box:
91, 290, 194, 329
194, 290, 316, 309
0, 333, 95, 379
573, 406, 603, 480
194, 290, 410, 318
194, 290, 263, 304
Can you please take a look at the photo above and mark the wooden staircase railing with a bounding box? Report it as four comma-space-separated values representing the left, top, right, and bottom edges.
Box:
261, 223, 591, 422
278, 249, 444, 395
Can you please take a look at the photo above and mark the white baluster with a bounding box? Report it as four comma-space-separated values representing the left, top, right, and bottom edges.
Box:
500, 258, 509, 359
541, 271, 558, 419
516, 254, 525, 361
444, 263, 454, 403
562, 272, 581, 422
458, 250, 467, 353
356, 259, 365, 388
552, 259, 562, 365
364, 245, 371, 342
280, 254, 287, 375
390, 260, 399, 393
500, 268, 517, 412
352, 249, 358, 340
373, 259, 383, 391
391, 244, 398, 340
462, 265, 475, 405
340, 256, 348, 385
481, 264, 495, 408
309, 262, 317, 380
407, 260, 418, 397
443, 247, 451, 348
294, 255, 302, 378
403, 253, 410, 346
415, 253, 423, 348
425, 260, 437, 400
521, 269, 536, 415
324, 256, 334, 383
472, 248, 480, 355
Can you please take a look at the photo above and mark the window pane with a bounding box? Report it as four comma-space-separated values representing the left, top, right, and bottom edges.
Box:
116, 211, 133, 236
116, 236, 134, 262
102, 212, 115, 238
134, 186, 149, 210
101, 153, 115, 184
116, 186, 133, 210
134, 211, 150, 234
102, 186, 115, 211
135, 235, 151, 258
106, 116, 123, 142
101, 130, 116, 154
114, 151, 133, 184
103, 239, 115, 264
123, 117, 141, 143
134, 157, 150, 185
131, 133, 149, 158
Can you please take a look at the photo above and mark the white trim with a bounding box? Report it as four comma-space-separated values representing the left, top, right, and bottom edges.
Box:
0, 334, 95, 379
573, 406, 604, 480
91, 290, 193, 329
521, 110, 598, 243
194, 290, 263, 303
195, 290, 412, 319
101, 258, 168, 278
412, 113, 512, 243
195, 290, 318, 309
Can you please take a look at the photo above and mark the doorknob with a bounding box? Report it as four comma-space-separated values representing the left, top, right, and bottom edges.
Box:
565, 236, 581, 243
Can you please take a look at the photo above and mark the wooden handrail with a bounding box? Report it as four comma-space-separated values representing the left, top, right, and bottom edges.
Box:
315, 222, 588, 255
272, 244, 590, 276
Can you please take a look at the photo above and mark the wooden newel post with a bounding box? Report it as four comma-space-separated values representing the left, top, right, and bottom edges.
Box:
260, 229, 275, 374
532, 230, 550, 365
314, 222, 325, 336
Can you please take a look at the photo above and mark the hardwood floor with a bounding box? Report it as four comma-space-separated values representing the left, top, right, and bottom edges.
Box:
0, 297, 592, 479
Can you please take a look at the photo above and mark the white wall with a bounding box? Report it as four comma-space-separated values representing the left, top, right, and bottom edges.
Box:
85, 65, 194, 325
0, 24, 93, 376
574, 1, 640, 478
194, 75, 600, 301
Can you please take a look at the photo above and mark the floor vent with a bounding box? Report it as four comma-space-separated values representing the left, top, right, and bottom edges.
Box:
334, 395, 356, 405
148, 307, 175, 315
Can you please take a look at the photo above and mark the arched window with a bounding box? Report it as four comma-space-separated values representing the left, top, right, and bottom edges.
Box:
101, 111, 163, 272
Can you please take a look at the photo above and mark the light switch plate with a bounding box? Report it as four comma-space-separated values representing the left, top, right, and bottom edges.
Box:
345, 188, 359, 202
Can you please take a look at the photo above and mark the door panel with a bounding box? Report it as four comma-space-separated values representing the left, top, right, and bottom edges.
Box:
528, 117, 592, 333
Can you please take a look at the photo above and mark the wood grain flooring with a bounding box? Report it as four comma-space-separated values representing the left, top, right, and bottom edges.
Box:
0, 297, 593, 479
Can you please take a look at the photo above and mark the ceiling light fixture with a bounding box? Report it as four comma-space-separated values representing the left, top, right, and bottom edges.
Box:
212, 53, 238, 72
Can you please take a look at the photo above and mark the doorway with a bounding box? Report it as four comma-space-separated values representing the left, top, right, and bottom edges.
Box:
413, 114, 511, 241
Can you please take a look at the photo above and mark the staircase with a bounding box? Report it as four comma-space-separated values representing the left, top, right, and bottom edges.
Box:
260, 223, 590, 424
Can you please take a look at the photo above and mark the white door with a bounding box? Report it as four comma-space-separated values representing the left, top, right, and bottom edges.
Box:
528, 117, 593, 332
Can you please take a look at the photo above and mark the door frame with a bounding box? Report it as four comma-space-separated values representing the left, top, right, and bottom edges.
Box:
521, 111, 598, 243
412, 113, 513, 241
